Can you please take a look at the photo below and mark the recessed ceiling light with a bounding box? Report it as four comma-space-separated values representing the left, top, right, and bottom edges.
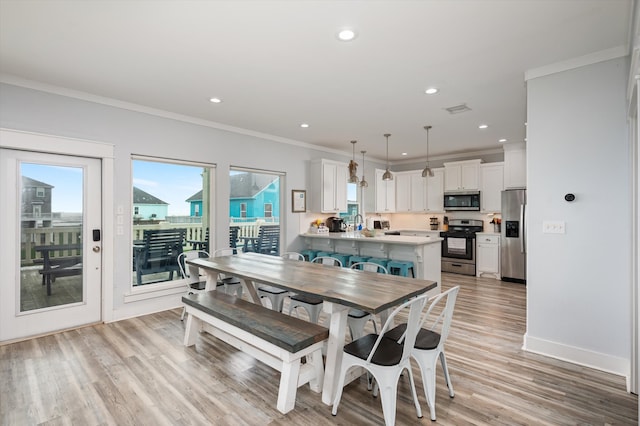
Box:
337, 28, 357, 41
401, 152, 408, 156
499, 138, 507, 143
300, 123, 309, 128
425, 88, 439, 95
478, 124, 489, 129
209, 97, 222, 103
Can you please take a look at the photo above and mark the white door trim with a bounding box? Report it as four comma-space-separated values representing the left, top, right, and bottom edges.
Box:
0, 128, 115, 326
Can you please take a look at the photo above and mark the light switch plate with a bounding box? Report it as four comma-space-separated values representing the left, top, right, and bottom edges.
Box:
542, 221, 565, 234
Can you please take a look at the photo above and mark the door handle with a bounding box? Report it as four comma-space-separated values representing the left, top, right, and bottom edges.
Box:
93, 246, 101, 253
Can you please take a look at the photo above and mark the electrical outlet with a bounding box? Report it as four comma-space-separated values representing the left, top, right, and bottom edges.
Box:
542, 221, 565, 234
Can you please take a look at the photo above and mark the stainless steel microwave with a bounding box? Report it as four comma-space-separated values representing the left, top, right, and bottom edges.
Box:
444, 191, 481, 211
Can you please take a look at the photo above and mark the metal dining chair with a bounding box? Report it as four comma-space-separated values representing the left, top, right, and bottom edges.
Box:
384, 286, 460, 421
257, 252, 304, 312
177, 250, 218, 320
211, 248, 243, 297
287, 256, 341, 323
347, 262, 388, 340
332, 293, 429, 425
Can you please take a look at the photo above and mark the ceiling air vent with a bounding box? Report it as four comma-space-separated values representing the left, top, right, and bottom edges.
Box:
445, 103, 472, 114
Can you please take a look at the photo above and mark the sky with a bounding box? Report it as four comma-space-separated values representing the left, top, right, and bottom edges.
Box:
22, 163, 84, 213
22, 161, 204, 216
133, 160, 204, 215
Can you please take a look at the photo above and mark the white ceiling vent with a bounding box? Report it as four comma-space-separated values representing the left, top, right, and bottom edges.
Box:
445, 103, 472, 114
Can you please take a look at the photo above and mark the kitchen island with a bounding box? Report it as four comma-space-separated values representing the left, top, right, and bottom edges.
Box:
300, 232, 442, 294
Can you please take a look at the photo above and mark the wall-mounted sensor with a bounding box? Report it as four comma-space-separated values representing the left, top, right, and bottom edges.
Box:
564, 193, 575, 202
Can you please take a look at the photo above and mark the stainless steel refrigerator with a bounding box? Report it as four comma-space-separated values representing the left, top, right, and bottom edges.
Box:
501, 189, 526, 283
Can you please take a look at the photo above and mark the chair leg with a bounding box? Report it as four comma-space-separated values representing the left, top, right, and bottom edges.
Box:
439, 351, 455, 398
375, 368, 401, 426
331, 361, 350, 416
415, 353, 439, 421
406, 366, 423, 419
180, 306, 186, 321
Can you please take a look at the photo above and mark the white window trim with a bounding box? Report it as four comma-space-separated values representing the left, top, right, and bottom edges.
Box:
126, 155, 216, 301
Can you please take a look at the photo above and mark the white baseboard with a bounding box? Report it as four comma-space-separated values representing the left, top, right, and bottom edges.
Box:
523, 333, 631, 391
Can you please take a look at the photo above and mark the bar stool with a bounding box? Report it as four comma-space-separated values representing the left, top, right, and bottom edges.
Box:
316, 251, 333, 258
300, 249, 318, 262
367, 258, 389, 270
387, 260, 415, 278
348, 255, 370, 267
330, 253, 351, 267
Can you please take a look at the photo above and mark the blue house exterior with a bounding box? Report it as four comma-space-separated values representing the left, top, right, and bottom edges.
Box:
186, 173, 279, 219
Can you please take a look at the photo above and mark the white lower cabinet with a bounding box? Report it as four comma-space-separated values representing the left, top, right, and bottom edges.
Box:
476, 233, 500, 279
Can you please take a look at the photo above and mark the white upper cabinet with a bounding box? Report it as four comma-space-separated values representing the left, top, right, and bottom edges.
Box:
443, 159, 482, 191
310, 159, 349, 213
375, 169, 396, 213
426, 168, 444, 212
480, 162, 504, 213
395, 171, 425, 212
503, 142, 526, 189
395, 168, 444, 213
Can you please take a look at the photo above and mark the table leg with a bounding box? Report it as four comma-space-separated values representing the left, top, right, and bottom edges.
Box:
245, 280, 261, 304
321, 302, 349, 405
203, 270, 219, 291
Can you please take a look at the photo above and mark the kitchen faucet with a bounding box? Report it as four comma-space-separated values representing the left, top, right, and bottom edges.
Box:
353, 214, 363, 226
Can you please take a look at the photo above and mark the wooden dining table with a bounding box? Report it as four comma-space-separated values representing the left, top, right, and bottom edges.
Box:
186, 252, 438, 405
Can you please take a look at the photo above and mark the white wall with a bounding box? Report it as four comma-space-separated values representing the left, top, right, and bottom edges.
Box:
525, 57, 631, 378
0, 82, 358, 320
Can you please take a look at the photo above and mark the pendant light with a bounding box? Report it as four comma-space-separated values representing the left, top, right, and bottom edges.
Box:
421, 125, 434, 178
348, 140, 359, 183
359, 150, 368, 187
382, 133, 393, 181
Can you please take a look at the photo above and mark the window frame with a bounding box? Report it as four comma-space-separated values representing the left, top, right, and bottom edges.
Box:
125, 155, 216, 299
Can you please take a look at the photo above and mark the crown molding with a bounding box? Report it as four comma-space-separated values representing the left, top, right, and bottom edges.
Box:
0, 74, 352, 158
525, 45, 628, 81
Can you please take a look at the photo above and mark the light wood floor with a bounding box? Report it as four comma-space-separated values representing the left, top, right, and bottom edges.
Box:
1, 273, 637, 425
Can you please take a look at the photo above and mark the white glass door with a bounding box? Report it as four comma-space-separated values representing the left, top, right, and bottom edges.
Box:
0, 149, 102, 341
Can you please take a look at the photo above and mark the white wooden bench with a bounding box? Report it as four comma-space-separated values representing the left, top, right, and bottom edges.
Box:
182, 291, 328, 414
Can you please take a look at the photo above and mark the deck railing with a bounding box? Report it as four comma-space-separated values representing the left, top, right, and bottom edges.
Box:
21, 219, 279, 265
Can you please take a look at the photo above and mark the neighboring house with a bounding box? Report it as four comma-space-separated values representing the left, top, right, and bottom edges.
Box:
132, 187, 169, 220
185, 190, 203, 217
228, 173, 279, 219
21, 176, 53, 220
186, 174, 280, 219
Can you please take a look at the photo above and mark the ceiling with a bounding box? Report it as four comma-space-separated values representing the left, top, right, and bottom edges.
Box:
0, 1, 633, 162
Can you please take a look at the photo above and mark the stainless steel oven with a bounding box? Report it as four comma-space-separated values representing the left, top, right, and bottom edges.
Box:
440, 219, 483, 276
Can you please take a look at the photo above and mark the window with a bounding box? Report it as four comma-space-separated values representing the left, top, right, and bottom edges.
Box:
36, 187, 45, 197
32, 205, 41, 217
229, 168, 283, 256
339, 182, 360, 222
131, 158, 215, 287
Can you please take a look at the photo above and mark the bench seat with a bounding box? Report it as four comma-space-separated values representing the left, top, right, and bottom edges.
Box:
38, 256, 82, 295
182, 291, 328, 414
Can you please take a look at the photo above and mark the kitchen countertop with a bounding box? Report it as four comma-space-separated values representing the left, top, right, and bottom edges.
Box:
301, 232, 442, 245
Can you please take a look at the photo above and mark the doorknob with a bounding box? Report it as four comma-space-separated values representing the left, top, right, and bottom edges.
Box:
93, 246, 101, 253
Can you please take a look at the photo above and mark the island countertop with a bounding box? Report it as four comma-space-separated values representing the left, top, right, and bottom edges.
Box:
300, 232, 442, 245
